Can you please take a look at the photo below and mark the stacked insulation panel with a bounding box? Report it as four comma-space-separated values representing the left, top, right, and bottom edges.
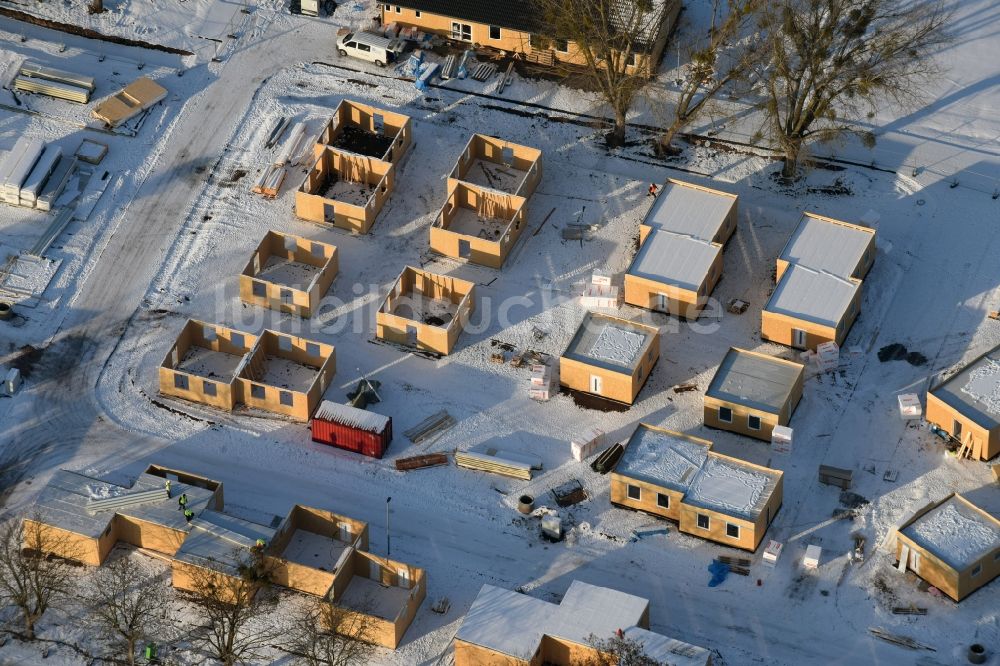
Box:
14, 61, 95, 103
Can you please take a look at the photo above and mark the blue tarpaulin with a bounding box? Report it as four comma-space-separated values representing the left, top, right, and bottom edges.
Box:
708, 561, 729, 587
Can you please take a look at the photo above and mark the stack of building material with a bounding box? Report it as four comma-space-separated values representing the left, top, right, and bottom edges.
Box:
815, 341, 840, 372
14, 61, 95, 103
591, 269, 612, 286
91, 77, 167, 128
395, 453, 448, 471
251, 165, 285, 198
456, 446, 541, 480
36, 156, 76, 212
75, 139, 108, 165
528, 362, 553, 401
803, 545, 822, 570
275, 121, 307, 166
0, 138, 44, 205
404, 410, 456, 444
571, 427, 605, 462
897, 394, 921, 420
771, 425, 793, 455
581, 283, 621, 309
762, 540, 783, 566
5, 368, 22, 396
19, 145, 62, 208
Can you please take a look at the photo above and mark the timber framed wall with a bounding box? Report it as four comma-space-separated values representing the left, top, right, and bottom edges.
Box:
703, 347, 804, 442
296, 99, 412, 233
925, 343, 1000, 461
764, 212, 875, 351
381, 2, 681, 77
448, 134, 542, 199
240, 230, 338, 318
559, 312, 660, 405
158, 319, 257, 411
624, 179, 737, 320
237, 330, 335, 422
429, 182, 528, 268
893, 493, 1000, 601
376, 266, 476, 355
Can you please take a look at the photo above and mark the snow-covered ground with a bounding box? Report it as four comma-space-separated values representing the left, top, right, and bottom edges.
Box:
0, 1, 998, 664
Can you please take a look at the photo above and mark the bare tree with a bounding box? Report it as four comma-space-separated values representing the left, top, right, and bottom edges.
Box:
584, 630, 664, 665
0, 516, 76, 640
79, 551, 169, 666
655, 0, 765, 155
757, 0, 950, 179
188, 547, 281, 666
284, 596, 378, 666
539, 0, 675, 147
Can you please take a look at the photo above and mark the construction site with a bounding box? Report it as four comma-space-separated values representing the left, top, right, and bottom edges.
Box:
0, 1, 998, 665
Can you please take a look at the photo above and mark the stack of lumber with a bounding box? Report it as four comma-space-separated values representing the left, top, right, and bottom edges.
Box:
252, 165, 285, 198
15, 61, 94, 103
456, 446, 541, 480
92, 77, 167, 128
404, 410, 456, 444
395, 453, 448, 471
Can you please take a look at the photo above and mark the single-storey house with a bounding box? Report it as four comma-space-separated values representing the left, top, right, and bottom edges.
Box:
429, 134, 541, 268
160, 320, 335, 422
925, 343, 1000, 461
296, 99, 412, 233
454, 581, 711, 666
704, 347, 805, 442
611, 424, 783, 551
380, 0, 682, 77
559, 312, 660, 405
893, 493, 999, 601
763, 212, 875, 350
28, 467, 425, 649
624, 179, 738, 320
240, 231, 338, 318
376, 266, 476, 355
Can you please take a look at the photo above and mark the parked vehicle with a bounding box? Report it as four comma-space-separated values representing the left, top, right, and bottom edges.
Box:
337, 31, 402, 67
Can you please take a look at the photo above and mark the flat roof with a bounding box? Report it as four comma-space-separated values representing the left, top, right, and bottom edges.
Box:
627, 229, 721, 291
644, 180, 736, 239
684, 455, 780, 521
174, 510, 276, 575
930, 344, 1000, 430
615, 425, 711, 493
623, 627, 712, 666
780, 214, 873, 277
563, 312, 657, 374
901, 496, 1000, 570
32, 470, 215, 539
455, 581, 648, 659
765, 264, 859, 328
706, 348, 803, 414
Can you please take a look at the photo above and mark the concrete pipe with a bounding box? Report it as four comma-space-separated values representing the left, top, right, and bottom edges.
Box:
967, 644, 986, 664
517, 495, 534, 515
0, 301, 12, 320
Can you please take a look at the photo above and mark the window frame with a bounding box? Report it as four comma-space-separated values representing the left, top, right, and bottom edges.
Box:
656, 493, 669, 509
748, 414, 761, 431
489, 25, 501, 40
696, 514, 710, 530
626, 484, 641, 501
726, 522, 740, 539
718, 406, 733, 423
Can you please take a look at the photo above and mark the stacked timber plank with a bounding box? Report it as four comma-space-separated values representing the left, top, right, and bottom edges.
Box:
92, 77, 167, 128
455, 450, 532, 480
395, 453, 448, 471
14, 61, 95, 103
404, 410, 456, 444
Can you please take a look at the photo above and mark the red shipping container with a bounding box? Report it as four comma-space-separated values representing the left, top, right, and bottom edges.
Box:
311, 401, 392, 459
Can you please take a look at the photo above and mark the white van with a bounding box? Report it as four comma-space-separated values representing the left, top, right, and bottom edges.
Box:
337, 32, 403, 67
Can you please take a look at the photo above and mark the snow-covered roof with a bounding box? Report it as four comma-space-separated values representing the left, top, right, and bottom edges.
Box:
615, 425, 711, 493
623, 626, 712, 666
901, 495, 1000, 571
455, 581, 651, 658
930, 344, 1000, 429
562, 312, 657, 374
645, 180, 736, 240
765, 264, 859, 328
779, 213, 874, 278
174, 510, 276, 574
314, 400, 390, 433
32, 469, 215, 538
706, 348, 803, 414
627, 229, 721, 291
684, 455, 781, 521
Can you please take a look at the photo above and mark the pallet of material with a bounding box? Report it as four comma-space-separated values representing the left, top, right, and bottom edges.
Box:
455, 450, 532, 480
251, 164, 285, 198
20, 61, 95, 91
92, 77, 167, 128
404, 410, 456, 444
1, 138, 44, 205
36, 156, 76, 212
13, 76, 91, 104
395, 453, 449, 471
19, 145, 62, 208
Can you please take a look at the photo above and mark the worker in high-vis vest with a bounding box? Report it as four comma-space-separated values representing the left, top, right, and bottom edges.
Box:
178, 493, 188, 510
183, 509, 194, 523
164, 479, 171, 497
